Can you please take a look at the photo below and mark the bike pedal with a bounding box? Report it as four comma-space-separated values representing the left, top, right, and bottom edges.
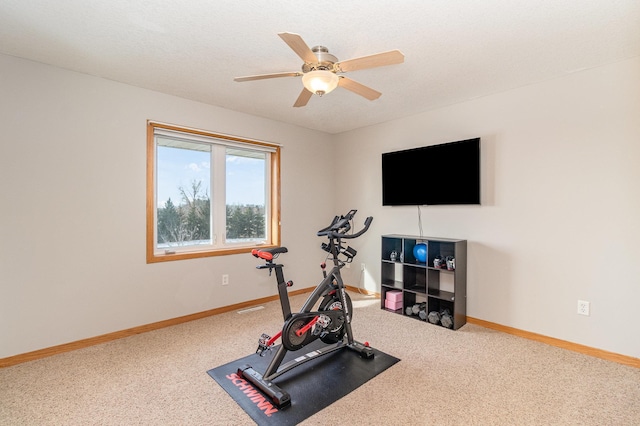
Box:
256, 333, 272, 356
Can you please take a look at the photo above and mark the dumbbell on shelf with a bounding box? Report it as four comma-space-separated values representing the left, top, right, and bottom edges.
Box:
405, 302, 426, 317
418, 308, 427, 320
427, 310, 441, 325
440, 309, 454, 329
427, 308, 454, 328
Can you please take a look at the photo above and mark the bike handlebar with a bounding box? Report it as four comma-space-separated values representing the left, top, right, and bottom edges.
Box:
317, 210, 373, 239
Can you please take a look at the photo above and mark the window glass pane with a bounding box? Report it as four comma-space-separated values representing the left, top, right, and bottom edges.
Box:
225, 148, 267, 243
156, 139, 212, 248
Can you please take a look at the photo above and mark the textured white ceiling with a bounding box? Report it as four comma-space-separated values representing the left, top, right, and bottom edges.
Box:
1, 0, 639, 134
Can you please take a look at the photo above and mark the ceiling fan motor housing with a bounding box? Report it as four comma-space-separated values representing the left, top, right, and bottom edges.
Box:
302, 46, 339, 72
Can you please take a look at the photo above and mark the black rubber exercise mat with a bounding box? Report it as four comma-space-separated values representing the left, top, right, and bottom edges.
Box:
207, 339, 400, 425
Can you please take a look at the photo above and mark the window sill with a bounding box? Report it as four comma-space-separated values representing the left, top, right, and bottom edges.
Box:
146, 244, 278, 263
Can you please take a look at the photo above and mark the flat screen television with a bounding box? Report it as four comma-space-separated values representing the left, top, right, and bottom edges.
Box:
382, 138, 480, 206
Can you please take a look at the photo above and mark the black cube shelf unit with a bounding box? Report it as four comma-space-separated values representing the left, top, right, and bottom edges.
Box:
381, 235, 467, 330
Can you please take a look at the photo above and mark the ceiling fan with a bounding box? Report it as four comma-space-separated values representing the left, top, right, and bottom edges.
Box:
234, 32, 404, 107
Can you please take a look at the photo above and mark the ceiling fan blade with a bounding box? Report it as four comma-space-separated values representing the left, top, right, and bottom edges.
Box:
336, 50, 404, 73
338, 77, 382, 100
234, 72, 301, 82
278, 32, 318, 64
293, 88, 313, 107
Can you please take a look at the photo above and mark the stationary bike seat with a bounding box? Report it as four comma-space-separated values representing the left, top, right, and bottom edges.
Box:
251, 247, 288, 261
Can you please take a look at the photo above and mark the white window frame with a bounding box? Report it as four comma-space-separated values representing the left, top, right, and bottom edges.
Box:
146, 121, 281, 263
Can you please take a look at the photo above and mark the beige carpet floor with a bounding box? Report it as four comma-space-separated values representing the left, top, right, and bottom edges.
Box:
1, 291, 639, 425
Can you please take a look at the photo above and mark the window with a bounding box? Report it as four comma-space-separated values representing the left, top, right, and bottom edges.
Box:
146, 121, 280, 263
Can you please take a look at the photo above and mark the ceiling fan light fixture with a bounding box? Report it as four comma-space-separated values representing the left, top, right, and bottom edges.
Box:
302, 70, 339, 96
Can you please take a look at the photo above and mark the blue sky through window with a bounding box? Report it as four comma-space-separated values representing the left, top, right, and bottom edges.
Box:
226, 152, 266, 207
157, 146, 265, 208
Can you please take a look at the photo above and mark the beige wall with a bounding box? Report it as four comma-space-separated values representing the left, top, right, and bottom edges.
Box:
0, 54, 335, 358
335, 56, 640, 358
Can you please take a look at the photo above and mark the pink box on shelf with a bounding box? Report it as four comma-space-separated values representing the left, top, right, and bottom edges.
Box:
385, 299, 403, 311
386, 290, 403, 303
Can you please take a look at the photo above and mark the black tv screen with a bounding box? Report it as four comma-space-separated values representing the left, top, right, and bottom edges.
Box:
382, 138, 480, 206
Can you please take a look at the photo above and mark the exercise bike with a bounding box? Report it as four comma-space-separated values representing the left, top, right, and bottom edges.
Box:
237, 209, 374, 409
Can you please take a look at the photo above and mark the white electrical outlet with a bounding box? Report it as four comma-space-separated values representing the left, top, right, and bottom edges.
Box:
222, 274, 229, 286
361, 263, 366, 271
577, 300, 590, 316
